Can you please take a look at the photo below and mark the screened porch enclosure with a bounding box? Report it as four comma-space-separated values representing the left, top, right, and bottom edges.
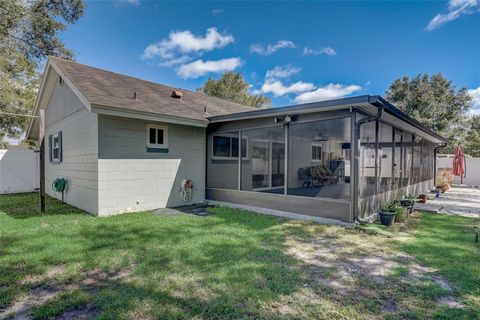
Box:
206, 106, 439, 223
208, 117, 352, 199
206, 112, 354, 222
358, 118, 436, 220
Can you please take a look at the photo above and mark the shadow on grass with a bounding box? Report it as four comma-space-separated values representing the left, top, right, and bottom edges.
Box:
76, 208, 301, 318
0, 193, 89, 219
0, 203, 303, 319
399, 213, 480, 314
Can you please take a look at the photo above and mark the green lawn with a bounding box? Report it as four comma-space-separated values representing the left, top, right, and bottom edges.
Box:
0, 193, 478, 319
400, 213, 480, 317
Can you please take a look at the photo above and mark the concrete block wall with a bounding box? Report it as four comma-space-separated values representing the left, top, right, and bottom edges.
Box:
97, 115, 206, 216
45, 82, 98, 213
98, 159, 184, 215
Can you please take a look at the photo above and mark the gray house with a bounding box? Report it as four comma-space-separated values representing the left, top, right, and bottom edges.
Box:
27, 57, 446, 223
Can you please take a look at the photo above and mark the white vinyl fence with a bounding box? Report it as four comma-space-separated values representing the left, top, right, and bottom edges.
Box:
0, 147, 39, 194
437, 155, 480, 187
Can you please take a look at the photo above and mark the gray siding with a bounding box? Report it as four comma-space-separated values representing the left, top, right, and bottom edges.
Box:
45, 81, 98, 214
97, 115, 205, 215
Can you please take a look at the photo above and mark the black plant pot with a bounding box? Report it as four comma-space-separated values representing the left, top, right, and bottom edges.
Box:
400, 200, 413, 207
379, 211, 396, 226
400, 200, 414, 214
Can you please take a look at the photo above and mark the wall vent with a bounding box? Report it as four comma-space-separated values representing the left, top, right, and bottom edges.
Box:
171, 90, 183, 99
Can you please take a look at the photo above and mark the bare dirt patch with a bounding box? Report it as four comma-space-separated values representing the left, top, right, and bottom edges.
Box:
19, 265, 68, 287
56, 303, 100, 320
1, 286, 63, 320
437, 296, 465, 309
276, 224, 464, 318
0, 266, 132, 319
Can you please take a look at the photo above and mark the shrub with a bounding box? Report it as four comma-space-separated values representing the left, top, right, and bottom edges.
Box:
384, 201, 399, 212
395, 206, 408, 222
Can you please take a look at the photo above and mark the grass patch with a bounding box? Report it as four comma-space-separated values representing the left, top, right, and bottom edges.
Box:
0, 193, 300, 319
30, 289, 90, 320
0, 193, 479, 319
400, 212, 480, 312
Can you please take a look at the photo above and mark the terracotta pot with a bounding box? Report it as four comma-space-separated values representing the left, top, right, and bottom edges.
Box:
419, 194, 427, 204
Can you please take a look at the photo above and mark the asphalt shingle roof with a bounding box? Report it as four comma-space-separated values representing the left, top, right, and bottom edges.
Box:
49, 56, 257, 123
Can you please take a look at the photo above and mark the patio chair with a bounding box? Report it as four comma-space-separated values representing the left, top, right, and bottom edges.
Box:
310, 166, 327, 185
298, 168, 313, 188
307, 167, 322, 186
321, 164, 336, 177
318, 165, 337, 183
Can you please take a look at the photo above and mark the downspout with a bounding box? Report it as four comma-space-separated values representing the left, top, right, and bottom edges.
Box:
433, 142, 448, 186
354, 97, 385, 224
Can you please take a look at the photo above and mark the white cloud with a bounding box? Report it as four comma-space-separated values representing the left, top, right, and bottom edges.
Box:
302, 46, 337, 56
426, 0, 478, 31
250, 40, 295, 55
141, 27, 234, 64
294, 83, 362, 104
212, 8, 224, 15
177, 58, 241, 79
157, 55, 192, 67
141, 27, 238, 79
265, 65, 302, 80
468, 86, 480, 114
255, 65, 314, 97
254, 65, 362, 102
123, 0, 140, 5
261, 80, 315, 97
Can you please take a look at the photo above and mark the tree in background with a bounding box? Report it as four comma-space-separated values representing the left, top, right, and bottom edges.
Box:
385, 73, 472, 154
463, 115, 480, 157
198, 71, 271, 109
0, 0, 84, 147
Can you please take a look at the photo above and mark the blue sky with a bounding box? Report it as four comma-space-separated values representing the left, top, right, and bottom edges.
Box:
62, 0, 480, 111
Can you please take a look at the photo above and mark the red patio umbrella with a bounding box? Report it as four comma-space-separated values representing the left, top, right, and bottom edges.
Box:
453, 146, 466, 184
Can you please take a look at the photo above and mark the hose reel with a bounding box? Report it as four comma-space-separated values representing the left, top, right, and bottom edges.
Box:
52, 177, 67, 203
180, 178, 193, 202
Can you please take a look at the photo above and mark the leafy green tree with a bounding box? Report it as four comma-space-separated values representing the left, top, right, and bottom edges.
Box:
0, 0, 84, 145
0, 53, 39, 148
463, 115, 480, 157
198, 71, 271, 109
385, 73, 472, 153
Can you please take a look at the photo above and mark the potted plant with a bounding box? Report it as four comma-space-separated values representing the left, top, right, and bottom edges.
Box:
379, 201, 398, 226
419, 193, 427, 203
395, 206, 408, 222
400, 197, 414, 214
436, 176, 450, 193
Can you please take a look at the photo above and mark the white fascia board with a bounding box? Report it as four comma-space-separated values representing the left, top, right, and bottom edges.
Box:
26, 62, 52, 139
91, 104, 209, 128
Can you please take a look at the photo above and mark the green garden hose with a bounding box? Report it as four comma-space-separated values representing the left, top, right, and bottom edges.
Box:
52, 178, 67, 203
52, 178, 67, 192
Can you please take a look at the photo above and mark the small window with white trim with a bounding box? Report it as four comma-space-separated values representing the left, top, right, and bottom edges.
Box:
311, 143, 322, 162
146, 124, 168, 148
49, 131, 62, 164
